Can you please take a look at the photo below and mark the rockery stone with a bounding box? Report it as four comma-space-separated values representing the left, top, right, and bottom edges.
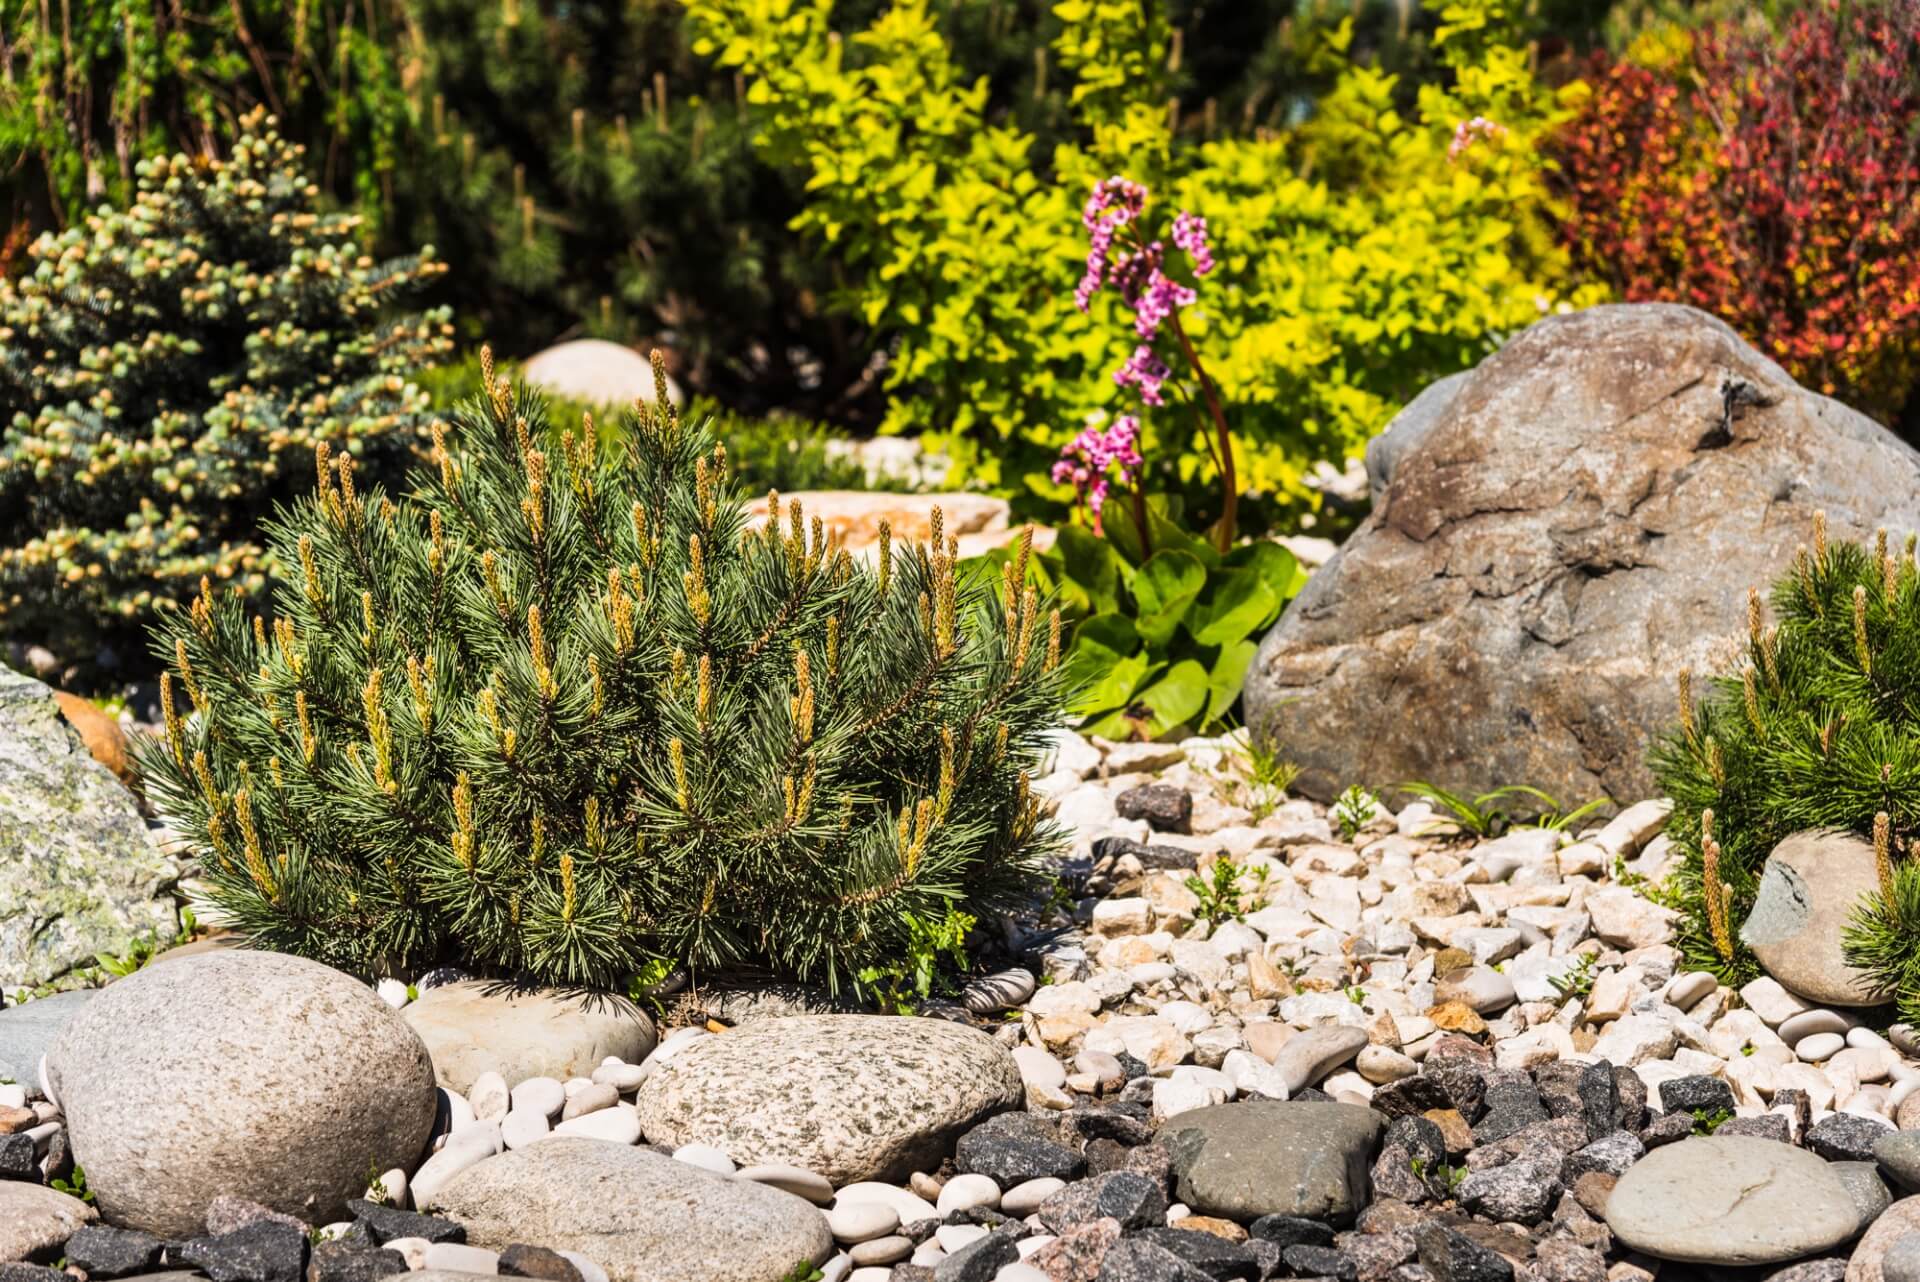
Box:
1246, 303, 1920, 802
47, 950, 437, 1237
635, 1015, 1020, 1185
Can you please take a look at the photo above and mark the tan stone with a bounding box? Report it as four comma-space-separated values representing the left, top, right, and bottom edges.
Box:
1173, 1216, 1248, 1242
53, 691, 133, 787
1427, 1001, 1487, 1035
1244, 1022, 1294, 1064
1247, 952, 1294, 1001
741, 490, 1053, 561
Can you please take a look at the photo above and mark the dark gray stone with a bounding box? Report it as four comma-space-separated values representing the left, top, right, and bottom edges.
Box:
1093, 1239, 1218, 1282
1656, 1076, 1734, 1119
930, 1225, 1019, 1282
1470, 1081, 1548, 1147
345, 1200, 465, 1245
1114, 784, 1193, 834
1130, 1228, 1261, 1280
1718, 1114, 1793, 1144
1413, 1225, 1512, 1282
1158, 1101, 1384, 1224
174, 1222, 309, 1282
1637, 1110, 1695, 1148
1284, 1244, 1357, 1281
1035, 1172, 1165, 1233
1090, 837, 1202, 872
954, 1111, 1084, 1185
1807, 1113, 1890, 1164
1563, 1130, 1644, 1181
0, 1267, 65, 1282
305, 1243, 405, 1282
0, 1132, 34, 1179
1248, 303, 1920, 804
1248, 1215, 1336, 1249
1457, 1154, 1562, 1225
65, 1224, 166, 1277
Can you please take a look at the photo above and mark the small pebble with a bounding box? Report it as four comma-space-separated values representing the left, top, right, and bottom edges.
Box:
827, 1200, 900, 1244
937, 1173, 1001, 1215
671, 1143, 735, 1174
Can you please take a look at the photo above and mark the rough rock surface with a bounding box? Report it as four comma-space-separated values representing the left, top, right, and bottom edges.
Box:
1743, 830, 1894, 1007
402, 982, 656, 1094
0, 663, 179, 991
635, 1015, 1022, 1184
1246, 304, 1920, 802
48, 951, 438, 1236
1156, 1101, 1383, 1223
427, 1138, 831, 1282
0, 989, 91, 1090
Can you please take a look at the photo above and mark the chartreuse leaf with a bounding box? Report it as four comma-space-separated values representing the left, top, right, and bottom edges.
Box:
1066, 613, 1147, 715
1131, 551, 1207, 647
1055, 523, 1123, 615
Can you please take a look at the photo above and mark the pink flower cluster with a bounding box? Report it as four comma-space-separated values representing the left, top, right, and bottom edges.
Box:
1051, 414, 1143, 533
1448, 116, 1507, 163
1075, 177, 1215, 409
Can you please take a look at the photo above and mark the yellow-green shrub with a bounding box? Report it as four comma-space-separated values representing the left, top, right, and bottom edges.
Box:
686, 0, 1606, 528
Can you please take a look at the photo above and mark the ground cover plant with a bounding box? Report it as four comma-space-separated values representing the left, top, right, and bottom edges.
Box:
1650, 516, 1920, 1016
0, 110, 450, 664
136, 353, 1069, 992
1552, 0, 1920, 426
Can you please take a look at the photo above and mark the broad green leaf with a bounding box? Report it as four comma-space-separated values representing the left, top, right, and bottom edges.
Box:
1055, 523, 1122, 615
1203, 638, 1260, 729
1132, 551, 1207, 648
1186, 570, 1281, 646
1072, 611, 1139, 659
1067, 634, 1152, 716
1133, 659, 1210, 736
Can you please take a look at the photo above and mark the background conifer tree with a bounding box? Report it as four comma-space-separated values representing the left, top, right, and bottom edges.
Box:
0, 109, 450, 664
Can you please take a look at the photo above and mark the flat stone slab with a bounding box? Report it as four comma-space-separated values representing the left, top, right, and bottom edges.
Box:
635, 1014, 1021, 1185
1156, 1100, 1383, 1223
403, 982, 656, 1095
1605, 1135, 1859, 1265
428, 1137, 830, 1282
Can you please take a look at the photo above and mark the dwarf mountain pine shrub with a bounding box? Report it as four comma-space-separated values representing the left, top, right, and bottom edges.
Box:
0, 109, 451, 662
1650, 514, 1920, 1012
135, 353, 1068, 990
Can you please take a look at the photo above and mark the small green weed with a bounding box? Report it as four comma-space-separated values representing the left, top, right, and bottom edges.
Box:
53, 1165, 94, 1204
1399, 781, 1612, 839
1548, 952, 1599, 1003
1333, 786, 1377, 842
1346, 986, 1367, 1005
1219, 731, 1302, 820
1186, 858, 1265, 925
780, 1261, 825, 1282
856, 908, 976, 1015
1690, 1106, 1733, 1135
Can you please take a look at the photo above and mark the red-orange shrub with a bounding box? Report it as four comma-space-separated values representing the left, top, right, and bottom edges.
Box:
1552, 2, 1920, 423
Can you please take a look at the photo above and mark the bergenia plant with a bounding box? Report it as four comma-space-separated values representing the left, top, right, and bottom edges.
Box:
1073, 176, 1238, 552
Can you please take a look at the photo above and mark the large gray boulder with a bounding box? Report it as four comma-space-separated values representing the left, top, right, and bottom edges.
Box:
0, 663, 179, 991
1247, 304, 1920, 803
48, 950, 438, 1236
